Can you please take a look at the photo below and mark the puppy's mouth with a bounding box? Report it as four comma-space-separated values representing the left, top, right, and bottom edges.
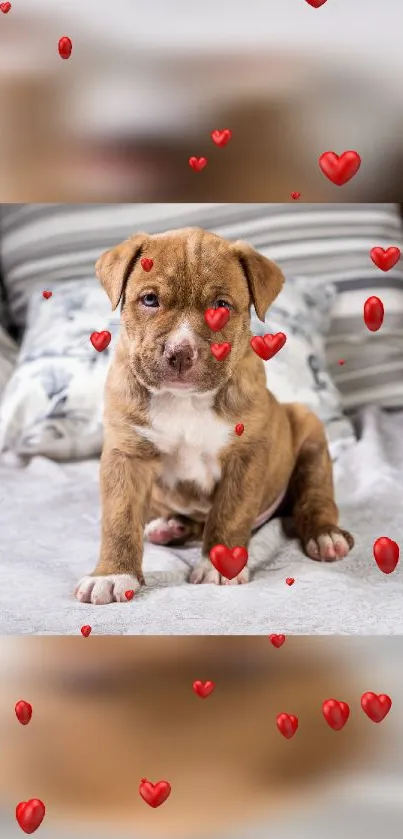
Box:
162, 379, 198, 390
159, 369, 204, 393
132, 339, 231, 395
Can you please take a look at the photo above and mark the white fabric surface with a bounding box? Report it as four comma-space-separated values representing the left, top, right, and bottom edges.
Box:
1, 778, 403, 839
0, 406, 402, 635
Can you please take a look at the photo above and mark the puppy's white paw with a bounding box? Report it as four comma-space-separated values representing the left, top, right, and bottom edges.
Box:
74, 574, 142, 605
305, 528, 353, 562
221, 567, 250, 585
145, 517, 187, 545
189, 557, 221, 585
189, 558, 250, 585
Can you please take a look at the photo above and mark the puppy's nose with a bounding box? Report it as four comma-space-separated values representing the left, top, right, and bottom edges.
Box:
163, 342, 196, 373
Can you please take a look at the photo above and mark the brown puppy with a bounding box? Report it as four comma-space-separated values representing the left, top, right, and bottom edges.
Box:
75, 228, 354, 605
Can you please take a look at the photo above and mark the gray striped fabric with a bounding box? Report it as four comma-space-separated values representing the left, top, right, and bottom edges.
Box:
1, 203, 402, 409
0, 285, 17, 396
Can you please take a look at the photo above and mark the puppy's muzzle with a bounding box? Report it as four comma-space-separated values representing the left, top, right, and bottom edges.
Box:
163, 340, 198, 375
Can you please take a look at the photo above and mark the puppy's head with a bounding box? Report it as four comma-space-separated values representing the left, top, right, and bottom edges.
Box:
96, 227, 284, 394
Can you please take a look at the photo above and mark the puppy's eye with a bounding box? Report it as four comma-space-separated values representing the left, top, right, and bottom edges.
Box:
213, 299, 232, 310
141, 293, 160, 308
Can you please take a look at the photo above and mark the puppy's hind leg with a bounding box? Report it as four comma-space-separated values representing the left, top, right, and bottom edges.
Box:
286, 406, 354, 562
145, 514, 204, 547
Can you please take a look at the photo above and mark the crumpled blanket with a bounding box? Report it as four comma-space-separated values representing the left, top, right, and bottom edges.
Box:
0, 406, 402, 635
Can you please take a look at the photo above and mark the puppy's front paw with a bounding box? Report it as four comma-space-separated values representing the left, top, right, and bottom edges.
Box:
74, 574, 142, 605
189, 557, 221, 585
189, 558, 250, 585
305, 527, 354, 562
221, 567, 250, 585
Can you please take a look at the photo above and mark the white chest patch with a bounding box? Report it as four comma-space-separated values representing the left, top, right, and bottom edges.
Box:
133, 391, 232, 493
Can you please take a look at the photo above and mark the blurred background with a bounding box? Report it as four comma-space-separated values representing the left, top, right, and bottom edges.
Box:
0, 636, 402, 838
0, 0, 403, 202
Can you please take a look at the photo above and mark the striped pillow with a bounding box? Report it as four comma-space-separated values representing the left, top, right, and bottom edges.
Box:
1, 202, 402, 409
0, 283, 17, 396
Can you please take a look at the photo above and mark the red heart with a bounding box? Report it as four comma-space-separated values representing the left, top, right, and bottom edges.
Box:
90, 331, 111, 352
139, 779, 171, 808
370, 247, 401, 272
290, 192, 301, 200
234, 423, 244, 436
276, 713, 298, 739
80, 625, 92, 637
363, 296, 384, 332
42, 291, 52, 299
250, 332, 287, 361
373, 537, 400, 574
211, 129, 232, 147
125, 590, 135, 600
210, 342, 231, 361
16, 800, 46, 834
140, 257, 153, 272
361, 692, 392, 723
192, 680, 215, 698
209, 545, 248, 580
58, 36, 72, 60
0, 2, 12, 12
285, 577, 295, 586
319, 151, 361, 186
305, 0, 328, 6
15, 701, 33, 726
204, 307, 230, 331
189, 157, 207, 172
269, 634, 286, 648
322, 699, 350, 731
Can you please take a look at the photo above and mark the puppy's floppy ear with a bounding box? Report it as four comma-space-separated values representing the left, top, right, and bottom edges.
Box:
95, 233, 148, 310
231, 240, 285, 322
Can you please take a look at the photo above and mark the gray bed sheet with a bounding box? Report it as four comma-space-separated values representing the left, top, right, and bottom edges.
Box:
0, 406, 402, 635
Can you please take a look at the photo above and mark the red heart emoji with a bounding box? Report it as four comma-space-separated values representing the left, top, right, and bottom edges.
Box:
373, 537, 400, 574
58, 36, 72, 60
125, 590, 135, 601
80, 625, 92, 637
140, 257, 153, 272
189, 156, 207, 172
322, 698, 350, 731
250, 332, 287, 361
192, 680, 215, 698
204, 307, 230, 331
209, 544, 248, 580
211, 129, 232, 147
363, 296, 384, 332
139, 779, 171, 808
234, 423, 244, 436
15, 700, 33, 726
90, 331, 111, 352
319, 151, 361, 186
290, 192, 301, 200
210, 342, 231, 361
285, 577, 295, 586
16, 800, 46, 834
42, 291, 52, 299
361, 692, 392, 723
370, 247, 401, 271
269, 634, 286, 648
305, 0, 328, 6
0, 2, 12, 12
276, 713, 298, 739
